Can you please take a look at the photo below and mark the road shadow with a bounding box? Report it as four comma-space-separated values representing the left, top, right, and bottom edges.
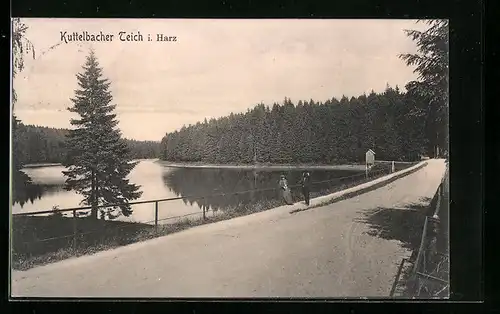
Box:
354, 197, 435, 256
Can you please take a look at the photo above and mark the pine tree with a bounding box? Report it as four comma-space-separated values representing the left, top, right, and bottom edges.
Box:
63, 50, 142, 220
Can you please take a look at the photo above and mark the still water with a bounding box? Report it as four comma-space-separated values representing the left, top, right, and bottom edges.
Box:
12, 159, 365, 224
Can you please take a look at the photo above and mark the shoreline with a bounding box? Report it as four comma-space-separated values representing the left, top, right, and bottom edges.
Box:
155, 160, 369, 171
21, 159, 416, 171
21, 159, 153, 169
22, 163, 62, 169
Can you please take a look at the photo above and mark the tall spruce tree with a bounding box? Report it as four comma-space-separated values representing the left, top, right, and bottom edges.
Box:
63, 49, 142, 220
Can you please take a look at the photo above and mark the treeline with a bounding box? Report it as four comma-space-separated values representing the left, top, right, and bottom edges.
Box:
124, 139, 162, 159
160, 86, 432, 164
13, 124, 161, 165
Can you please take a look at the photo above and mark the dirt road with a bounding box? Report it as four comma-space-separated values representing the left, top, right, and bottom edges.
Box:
11, 159, 447, 298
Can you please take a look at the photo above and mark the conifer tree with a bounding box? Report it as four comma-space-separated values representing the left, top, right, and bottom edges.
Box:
63, 49, 142, 220
400, 19, 449, 156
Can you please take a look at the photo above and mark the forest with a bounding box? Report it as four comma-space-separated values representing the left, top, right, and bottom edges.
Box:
13, 123, 161, 166
160, 85, 438, 165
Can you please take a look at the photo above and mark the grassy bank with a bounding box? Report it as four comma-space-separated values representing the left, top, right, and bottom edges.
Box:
11, 200, 281, 271
12, 215, 154, 270
11, 162, 415, 271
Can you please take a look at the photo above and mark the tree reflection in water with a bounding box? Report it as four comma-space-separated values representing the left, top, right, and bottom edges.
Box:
12, 170, 64, 208
12, 166, 366, 214
162, 168, 363, 213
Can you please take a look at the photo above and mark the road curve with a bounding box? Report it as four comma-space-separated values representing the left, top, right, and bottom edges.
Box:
11, 159, 447, 298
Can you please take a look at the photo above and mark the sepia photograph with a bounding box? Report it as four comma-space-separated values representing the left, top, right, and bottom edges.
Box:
10, 18, 449, 298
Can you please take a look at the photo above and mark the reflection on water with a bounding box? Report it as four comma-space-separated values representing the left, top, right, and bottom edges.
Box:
162, 168, 361, 212
12, 160, 364, 224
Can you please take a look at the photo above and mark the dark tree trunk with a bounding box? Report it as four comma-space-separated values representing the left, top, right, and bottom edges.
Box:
90, 170, 98, 220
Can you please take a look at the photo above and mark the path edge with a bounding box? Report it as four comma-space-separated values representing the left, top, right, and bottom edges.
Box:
290, 161, 429, 214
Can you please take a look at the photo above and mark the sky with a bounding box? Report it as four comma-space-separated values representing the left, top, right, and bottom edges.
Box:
12, 18, 428, 141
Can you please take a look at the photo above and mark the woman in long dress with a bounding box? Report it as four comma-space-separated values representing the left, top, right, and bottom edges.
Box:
279, 175, 293, 205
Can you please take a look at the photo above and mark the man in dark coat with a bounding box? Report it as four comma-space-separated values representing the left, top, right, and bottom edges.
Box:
301, 171, 311, 205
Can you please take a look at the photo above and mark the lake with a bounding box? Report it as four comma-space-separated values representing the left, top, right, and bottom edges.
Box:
12, 159, 371, 224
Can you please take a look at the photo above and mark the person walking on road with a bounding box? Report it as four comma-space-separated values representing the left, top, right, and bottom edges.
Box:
301, 171, 311, 205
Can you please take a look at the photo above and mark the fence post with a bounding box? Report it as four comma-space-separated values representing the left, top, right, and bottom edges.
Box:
72, 209, 77, 251
203, 206, 206, 221
155, 201, 159, 232
413, 217, 429, 275
433, 185, 442, 218
390, 258, 408, 297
